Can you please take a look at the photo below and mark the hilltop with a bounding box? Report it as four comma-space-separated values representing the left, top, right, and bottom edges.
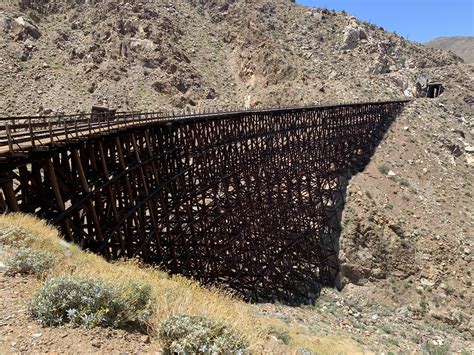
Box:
427, 36, 474, 63
0, 0, 473, 353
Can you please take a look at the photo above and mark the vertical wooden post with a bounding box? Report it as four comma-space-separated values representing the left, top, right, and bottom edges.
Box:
45, 159, 65, 211
132, 133, 163, 257
0, 188, 6, 213
49, 121, 53, 145
29, 119, 35, 149
64, 118, 68, 142
75, 117, 79, 138
5, 124, 13, 154
115, 136, 145, 257
1, 175, 20, 212
98, 142, 124, 252
72, 149, 107, 255
44, 159, 73, 240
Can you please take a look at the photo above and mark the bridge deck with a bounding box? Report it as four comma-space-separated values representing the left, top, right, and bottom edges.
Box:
0, 100, 409, 160
0, 112, 165, 158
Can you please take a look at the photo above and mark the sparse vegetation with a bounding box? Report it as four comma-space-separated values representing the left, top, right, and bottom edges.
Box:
5, 247, 54, 277
267, 325, 292, 345
0, 214, 263, 346
421, 341, 451, 355
377, 164, 390, 175
443, 283, 455, 296
0, 213, 374, 353
419, 298, 429, 315
0, 0, 472, 350
30, 276, 153, 329
399, 178, 410, 187
388, 174, 411, 188
0, 224, 36, 247
49, 61, 64, 70
159, 315, 248, 353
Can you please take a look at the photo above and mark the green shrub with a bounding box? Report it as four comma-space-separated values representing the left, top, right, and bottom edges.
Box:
377, 164, 390, 175
29, 276, 153, 329
5, 247, 54, 277
421, 341, 450, 355
399, 178, 411, 187
159, 315, 248, 353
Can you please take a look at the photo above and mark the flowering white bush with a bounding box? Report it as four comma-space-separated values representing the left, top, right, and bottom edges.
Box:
159, 315, 248, 353
29, 276, 153, 329
5, 247, 54, 277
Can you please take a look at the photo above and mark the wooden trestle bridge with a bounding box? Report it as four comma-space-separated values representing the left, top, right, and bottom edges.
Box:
0, 100, 408, 303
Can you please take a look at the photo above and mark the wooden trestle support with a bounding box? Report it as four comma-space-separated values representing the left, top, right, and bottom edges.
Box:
0, 101, 407, 303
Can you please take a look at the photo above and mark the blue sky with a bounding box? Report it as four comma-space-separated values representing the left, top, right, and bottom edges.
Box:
297, 0, 474, 43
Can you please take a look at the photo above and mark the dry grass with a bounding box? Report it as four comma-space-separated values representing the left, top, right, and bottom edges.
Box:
0, 213, 365, 353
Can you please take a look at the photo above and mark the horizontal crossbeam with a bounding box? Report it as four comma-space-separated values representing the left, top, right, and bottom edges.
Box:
0, 100, 408, 304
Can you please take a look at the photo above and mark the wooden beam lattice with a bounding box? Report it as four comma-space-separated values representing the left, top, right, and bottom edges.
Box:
0, 101, 408, 303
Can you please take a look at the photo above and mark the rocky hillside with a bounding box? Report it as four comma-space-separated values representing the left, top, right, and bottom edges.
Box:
427, 36, 474, 63
0, 0, 462, 115
0, 0, 473, 353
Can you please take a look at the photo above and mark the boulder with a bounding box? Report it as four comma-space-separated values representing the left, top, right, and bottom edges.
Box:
130, 38, 155, 51
341, 22, 367, 50
13, 16, 41, 40
369, 54, 390, 74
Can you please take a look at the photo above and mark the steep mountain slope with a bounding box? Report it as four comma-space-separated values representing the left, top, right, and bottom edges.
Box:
427, 36, 474, 63
0, 0, 473, 353
0, 0, 462, 115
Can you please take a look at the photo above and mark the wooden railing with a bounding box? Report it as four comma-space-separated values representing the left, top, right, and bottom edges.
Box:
0, 100, 411, 159
0, 111, 164, 157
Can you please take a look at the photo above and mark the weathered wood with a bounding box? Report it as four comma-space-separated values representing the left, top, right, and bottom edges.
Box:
97, 142, 120, 228
28, 119, 35, 149
0, 189, 6, 213
5, 124, 13, 154
1, 178, 20, 212
132, 133, 163, 258
72, 148, 106, 250
0, 101, 408, 303
45, 159, 66, 211
44, 159, 73, 240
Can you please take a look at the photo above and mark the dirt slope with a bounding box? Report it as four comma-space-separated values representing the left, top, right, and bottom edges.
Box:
1, 216, 472, 353
427, 36, 474, 63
